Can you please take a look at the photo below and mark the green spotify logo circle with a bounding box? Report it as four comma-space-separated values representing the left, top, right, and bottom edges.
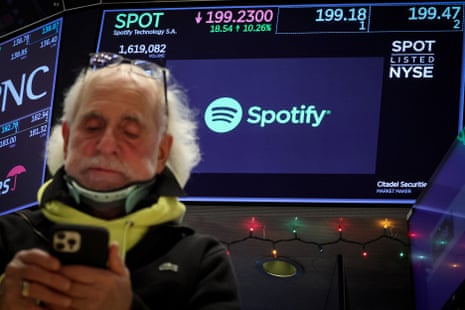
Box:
204, 97, 243, 133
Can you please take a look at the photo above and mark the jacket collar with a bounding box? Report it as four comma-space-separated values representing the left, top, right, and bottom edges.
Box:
39, 166, 185, 212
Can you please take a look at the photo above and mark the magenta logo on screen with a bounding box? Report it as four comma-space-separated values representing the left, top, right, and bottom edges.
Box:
0, 165, 27, 195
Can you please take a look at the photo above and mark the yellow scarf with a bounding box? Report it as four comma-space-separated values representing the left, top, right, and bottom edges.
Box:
38, 181, 186, 258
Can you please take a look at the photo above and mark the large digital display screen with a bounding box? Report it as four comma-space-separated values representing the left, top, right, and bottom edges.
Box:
0, 18, 62, 215
96, 2, 465, 203
409, 128, 465, 309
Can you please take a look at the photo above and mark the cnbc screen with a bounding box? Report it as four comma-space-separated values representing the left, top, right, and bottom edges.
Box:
0, 18, 62, 215
95, 1, 464, 204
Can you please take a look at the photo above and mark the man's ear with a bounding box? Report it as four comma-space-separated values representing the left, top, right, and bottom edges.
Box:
62, 122, 70, 159
156, 134, 173, 173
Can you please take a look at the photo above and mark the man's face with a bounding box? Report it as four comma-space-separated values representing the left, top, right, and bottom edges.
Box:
62, 76, 172, 191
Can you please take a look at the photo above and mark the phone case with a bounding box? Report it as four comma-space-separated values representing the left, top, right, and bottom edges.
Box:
50, 224, 109, 268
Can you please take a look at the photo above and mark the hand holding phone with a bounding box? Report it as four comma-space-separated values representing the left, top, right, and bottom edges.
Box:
50, 224, 109, 268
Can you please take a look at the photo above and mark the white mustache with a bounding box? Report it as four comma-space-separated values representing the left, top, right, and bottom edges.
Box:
84, 156, 128, 174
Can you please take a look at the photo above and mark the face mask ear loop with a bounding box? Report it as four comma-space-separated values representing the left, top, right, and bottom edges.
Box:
124, 180, 154, 214
66, 181, 81, 205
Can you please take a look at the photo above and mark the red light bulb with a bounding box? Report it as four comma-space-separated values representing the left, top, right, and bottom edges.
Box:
248, 217, 256, 234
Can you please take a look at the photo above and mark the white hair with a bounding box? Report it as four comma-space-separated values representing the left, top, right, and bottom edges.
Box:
47, 65, 201, 188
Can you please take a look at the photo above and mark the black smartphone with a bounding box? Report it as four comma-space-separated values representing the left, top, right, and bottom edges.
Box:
50, 224, 109, 268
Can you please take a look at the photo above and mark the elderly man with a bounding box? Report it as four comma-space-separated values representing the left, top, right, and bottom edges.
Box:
0, 52, 240, 310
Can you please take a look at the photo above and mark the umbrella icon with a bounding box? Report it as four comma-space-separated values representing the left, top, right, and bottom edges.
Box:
6, 165, 26, 191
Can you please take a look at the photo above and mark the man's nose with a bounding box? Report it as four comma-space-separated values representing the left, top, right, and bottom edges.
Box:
96, 129, 119, 154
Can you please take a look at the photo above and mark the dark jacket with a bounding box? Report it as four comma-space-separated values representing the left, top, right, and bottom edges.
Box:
0, 169, 241, 309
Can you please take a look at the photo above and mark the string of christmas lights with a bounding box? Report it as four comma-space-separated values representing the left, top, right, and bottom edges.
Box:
221, 217, 409, 258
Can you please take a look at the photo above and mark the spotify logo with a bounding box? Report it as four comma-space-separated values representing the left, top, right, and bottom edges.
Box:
204, 97, 243, 133
204, 97, 331, 133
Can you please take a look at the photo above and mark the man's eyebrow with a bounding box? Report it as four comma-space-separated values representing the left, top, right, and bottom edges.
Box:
80, 112, 141, 122
120, 114, 147, 129
80, 111, 104, 122
122, 114, 142, 122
